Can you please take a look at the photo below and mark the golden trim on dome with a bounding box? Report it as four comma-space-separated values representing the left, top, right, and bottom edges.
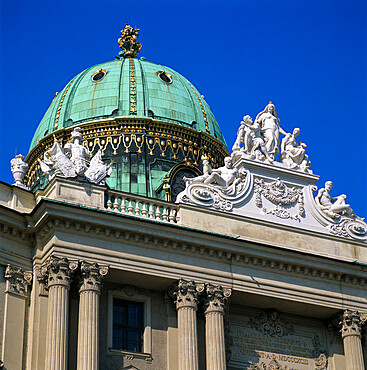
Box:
54, 77, 77, 129
129, 59, 137, 115
187, 82, 210, 134
118, 23, 142, 58
24, 117, 228, 189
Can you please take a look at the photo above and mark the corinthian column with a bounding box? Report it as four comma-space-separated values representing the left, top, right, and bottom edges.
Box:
77, 261, 108, 370
174, 279, 204, 370
204, 284, 231, 370
39, 256, 78, 370
340, 309, 366, 370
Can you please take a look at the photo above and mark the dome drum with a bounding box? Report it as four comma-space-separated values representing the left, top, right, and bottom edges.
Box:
26, 117, 228, 199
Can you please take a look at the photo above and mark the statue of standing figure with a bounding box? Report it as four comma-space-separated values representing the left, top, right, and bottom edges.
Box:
255, 102, 287, 162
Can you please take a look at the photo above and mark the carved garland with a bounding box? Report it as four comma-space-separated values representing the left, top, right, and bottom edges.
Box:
254, 178, 304, 221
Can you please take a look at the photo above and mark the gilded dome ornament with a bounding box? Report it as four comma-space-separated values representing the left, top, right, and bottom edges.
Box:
118, 23, 142, 58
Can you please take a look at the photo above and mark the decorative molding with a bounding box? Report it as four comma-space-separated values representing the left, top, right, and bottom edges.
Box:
4, 264, 32, 297
33, 217, 367, 289
174, 279, 204, 310
248, 310, 294, 338
254, 178, 304, 221
0, 222, 28, 241
249, 359, 295, 370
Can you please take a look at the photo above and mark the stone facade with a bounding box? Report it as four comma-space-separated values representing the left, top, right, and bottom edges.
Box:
0, 177, 366, 369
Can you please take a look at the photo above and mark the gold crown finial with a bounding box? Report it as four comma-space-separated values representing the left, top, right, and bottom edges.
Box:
269, 101, 272, 104
118, 23, 142, 58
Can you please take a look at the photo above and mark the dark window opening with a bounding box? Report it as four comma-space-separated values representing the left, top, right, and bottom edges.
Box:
159, 72, 172, 84
92, 71, 106, 82
112, 299, 144, 352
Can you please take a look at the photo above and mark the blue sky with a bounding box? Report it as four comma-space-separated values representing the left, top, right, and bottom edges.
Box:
0, 0, 366, 217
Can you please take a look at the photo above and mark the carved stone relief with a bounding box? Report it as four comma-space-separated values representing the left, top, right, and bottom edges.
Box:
248, 310, 295, 338
254, 178, 304, 221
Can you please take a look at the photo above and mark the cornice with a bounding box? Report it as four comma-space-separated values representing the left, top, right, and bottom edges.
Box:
29, 209, 367, 290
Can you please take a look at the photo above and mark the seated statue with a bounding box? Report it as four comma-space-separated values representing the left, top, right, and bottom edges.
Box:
183, 156, 212, 184
184, 156, 241, 189
279, 128, 311, 171
203, 156, 241, 188
315, 181, 356, 219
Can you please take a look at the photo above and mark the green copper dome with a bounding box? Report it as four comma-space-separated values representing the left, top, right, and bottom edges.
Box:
30, 57, 227, 150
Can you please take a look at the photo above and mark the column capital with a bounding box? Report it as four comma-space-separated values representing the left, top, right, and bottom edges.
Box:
340, 309, 364, 339
174, 279, 204, 310
4, 264, 32, 297
38, 256, 78, 290
204, 284, 232, 315
79, 261, 109, 294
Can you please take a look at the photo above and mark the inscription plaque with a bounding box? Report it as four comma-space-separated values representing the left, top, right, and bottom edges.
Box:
228, 310, 328, 370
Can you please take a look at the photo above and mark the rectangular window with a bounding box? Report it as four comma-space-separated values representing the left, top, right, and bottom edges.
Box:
112, 299, 144, 352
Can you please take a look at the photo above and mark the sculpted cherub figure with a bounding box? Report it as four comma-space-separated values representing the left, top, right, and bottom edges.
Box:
315, 181, 356, 219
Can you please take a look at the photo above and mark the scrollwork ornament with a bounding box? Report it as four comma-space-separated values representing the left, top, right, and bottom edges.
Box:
174, 279, 204, 310
248, 310, 294, 338
329, 219, 367, 241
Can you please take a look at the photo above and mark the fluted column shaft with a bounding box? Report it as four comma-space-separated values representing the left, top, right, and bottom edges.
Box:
40, 257, 77, 370
174, 279, 204, 370
77, 262, 108, 370
340, 310, 366, 370
204, 285, 231, 370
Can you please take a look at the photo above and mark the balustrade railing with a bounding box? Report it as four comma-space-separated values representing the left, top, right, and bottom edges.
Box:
105, 190, 180, 223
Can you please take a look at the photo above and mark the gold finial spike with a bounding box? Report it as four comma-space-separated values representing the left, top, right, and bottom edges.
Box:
118, 23, 142, 58
269, 101, 272, 104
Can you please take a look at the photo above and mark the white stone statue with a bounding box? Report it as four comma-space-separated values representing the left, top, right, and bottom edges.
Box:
232, 115, 273, 163
203, 157, 241, 188
40, 127, 112, 185
279, 128, 311, 171
315, 181, 357, 219
64, 127, 91, 176
85, 151, 112, 185
10, 154, 29, 189
40, 139, 76, 180
232, 115, 253, 153
255, 102, 287, 161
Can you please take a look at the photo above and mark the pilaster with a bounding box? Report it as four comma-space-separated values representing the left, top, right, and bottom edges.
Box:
2, 265, 32, 370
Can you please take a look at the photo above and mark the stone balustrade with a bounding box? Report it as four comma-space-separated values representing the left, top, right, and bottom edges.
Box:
105, 190, 180, 223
